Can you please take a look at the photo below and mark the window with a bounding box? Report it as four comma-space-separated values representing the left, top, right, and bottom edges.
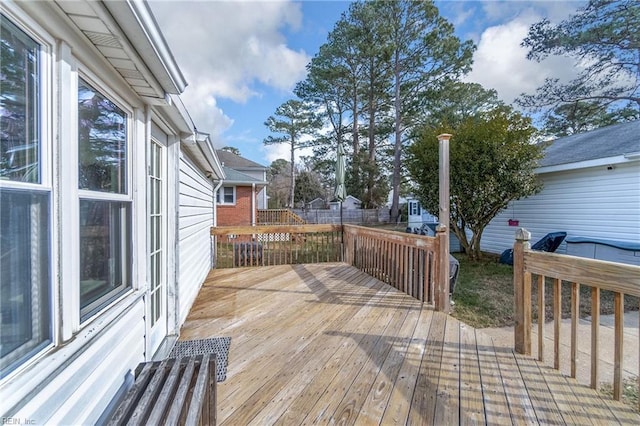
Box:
78, 80, 126, 193
1, 16, 40, 183
0, 14, 51, 378
409, 200, 421, 216
78, 79, 131, 320
149, 141, 163, 325
216, 186, 235, 204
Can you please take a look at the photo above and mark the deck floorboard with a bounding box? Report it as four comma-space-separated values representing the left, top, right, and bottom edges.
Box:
179, 263, 639, 425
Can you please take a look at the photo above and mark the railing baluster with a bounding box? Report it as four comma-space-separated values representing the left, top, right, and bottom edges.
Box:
591, 287, 600, 389
538, 274, 545, 362
570, 282, 579, 378
554, 278, 561, 370
613, 292, 623, 400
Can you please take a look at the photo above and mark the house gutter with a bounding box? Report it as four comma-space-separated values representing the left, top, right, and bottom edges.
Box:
537, 153, 640, 174
181, 131, 225, 180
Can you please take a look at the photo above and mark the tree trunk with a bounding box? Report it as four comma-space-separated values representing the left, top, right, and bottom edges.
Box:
289, 139, 295, 208
352, 82, 359, 188
367, 60, 377, 208
390, 50, 402, 223
470, 229, 483, 260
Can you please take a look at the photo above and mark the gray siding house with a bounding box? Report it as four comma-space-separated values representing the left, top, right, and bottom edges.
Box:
481, 121, 640, 256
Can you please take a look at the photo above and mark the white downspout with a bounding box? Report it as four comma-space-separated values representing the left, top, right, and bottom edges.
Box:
251, 183, 256, 226
212, 180, 223, 227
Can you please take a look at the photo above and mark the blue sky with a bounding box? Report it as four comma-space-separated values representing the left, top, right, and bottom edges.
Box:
149, 0, 585, 167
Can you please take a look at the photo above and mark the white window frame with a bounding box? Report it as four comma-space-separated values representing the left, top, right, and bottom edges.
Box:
148, 138, 165, 327
217, 185, 236, 205
74, 71, 135, 323
409, 200, 421, 216
0, 6, 55, 379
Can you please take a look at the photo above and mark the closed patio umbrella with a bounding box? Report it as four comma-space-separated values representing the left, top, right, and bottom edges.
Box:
334, 141, 346, 226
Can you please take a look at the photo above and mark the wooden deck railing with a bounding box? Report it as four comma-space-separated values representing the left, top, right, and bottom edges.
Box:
211, 224, 342, 268
513, 228, 640, 406
257, 209, 306, 225
343, 224, 450, 310
211, 224, 451, 311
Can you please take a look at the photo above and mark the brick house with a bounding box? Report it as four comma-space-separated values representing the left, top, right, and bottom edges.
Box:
216, 150, 268, 226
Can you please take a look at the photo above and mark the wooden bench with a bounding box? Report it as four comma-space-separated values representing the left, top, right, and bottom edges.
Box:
107, 354, 216, 425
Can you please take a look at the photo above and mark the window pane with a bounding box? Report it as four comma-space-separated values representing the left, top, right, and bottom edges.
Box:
223, 187, 234, 203
0, 15, 40, 183
79, 199, 131, 318
78, 79, 126, 193
0, 189, 51, 378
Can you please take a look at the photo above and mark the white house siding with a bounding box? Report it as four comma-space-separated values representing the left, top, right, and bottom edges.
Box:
178, 151, 214, 323
481, 160, 640, 255
5, 299, 145, 425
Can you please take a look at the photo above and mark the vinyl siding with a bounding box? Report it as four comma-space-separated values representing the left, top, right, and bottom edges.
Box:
178, 152, 214, 324
481, 160, 640, 255
7, 299, 145, 425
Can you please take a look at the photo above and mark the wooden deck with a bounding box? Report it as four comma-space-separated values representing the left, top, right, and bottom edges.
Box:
179, 263, 640, 425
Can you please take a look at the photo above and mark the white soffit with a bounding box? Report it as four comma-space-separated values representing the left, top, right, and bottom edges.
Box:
56, 0, 166, 101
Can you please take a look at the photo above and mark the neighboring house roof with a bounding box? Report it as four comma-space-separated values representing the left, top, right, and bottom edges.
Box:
216, 150, 267, 170
222, 166, 267, 186
540, 120, 640, 168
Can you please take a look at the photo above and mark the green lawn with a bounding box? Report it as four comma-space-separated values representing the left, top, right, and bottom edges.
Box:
450, 253, 515, 328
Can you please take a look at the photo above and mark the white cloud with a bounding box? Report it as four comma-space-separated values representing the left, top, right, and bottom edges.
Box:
464, 10, 578, 104
149, 0, 310, 138
262, 141, 314, 165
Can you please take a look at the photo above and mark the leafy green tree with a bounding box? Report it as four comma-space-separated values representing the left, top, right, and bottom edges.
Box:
296, 1, 378, 199
519, 0, 640, 114
352, 2, 394, 207
264, 99, 321, 207
422, 81, 503, 128
266, 159, 291, 208
374, 0, 475, 223
344, 149, 390, 208
294, 169, 325, 208
408, 107, 544, 260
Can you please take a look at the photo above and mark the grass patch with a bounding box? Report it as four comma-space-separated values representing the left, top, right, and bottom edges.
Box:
600, 376, 639, 412
450, 254, 514, 328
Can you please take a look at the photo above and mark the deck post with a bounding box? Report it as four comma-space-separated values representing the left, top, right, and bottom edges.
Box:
514, 228, 532, 355
435, 133, 452, 313
435, 224, 450, 312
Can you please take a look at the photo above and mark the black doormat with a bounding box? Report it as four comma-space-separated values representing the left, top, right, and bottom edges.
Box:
168, 337, 231, 382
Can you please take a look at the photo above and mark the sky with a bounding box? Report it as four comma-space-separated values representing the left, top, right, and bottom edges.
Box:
148, 0, 586, 167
